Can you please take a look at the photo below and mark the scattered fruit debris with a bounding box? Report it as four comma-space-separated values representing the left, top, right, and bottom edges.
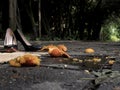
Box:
40, 44, 70, 58
9, 54, 41, 67
84, 48, 95, 53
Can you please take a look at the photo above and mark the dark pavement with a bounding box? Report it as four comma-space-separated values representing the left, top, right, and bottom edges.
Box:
0, 41, 120, 90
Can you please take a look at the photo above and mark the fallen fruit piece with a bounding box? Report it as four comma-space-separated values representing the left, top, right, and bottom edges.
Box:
72, 58, 79, 62
40, 44, 56, 51
84, 70, 90, 74
93, 58, 101, 63
49, 48, 70, 58
40, 44, 70, 58
84, 48, 95, 53
9, 54, 41, 67
57, 44, 67, 51
108, 60, 115, 65
9, 59, 21, 67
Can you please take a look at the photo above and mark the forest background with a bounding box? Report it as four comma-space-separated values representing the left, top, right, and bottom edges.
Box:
0, 0, 120, 41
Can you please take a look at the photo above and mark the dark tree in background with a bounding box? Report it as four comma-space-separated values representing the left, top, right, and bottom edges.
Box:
41, 0, 120, 40
0, 0, 40, 40
1, 0, 9, 31
9, 0, 17, 30
17, 0, 39, 39
0, 0, 120, 40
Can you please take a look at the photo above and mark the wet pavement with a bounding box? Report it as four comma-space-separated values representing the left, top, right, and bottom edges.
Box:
0, 41, 120, 90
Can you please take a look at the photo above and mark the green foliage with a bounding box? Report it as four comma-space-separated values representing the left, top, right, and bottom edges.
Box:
100, 12, 120, 42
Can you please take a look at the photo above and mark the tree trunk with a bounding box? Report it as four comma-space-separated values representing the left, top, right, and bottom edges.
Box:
38, 0, 41, 38
9, 0, 17, 30
26, 0, 38, 39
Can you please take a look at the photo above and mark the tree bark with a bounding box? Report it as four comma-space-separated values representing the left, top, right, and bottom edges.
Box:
26, 0, 38, 39
38, 0, 41, 38
9, 0, 17, 30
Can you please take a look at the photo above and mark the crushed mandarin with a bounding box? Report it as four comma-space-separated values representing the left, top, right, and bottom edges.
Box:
57, 44, 67, 51
40, 44, 70, 58
9, 54, 41, 67
49, 48, 70, 58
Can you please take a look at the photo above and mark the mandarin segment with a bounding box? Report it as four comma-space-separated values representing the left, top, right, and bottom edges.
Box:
85, 48, 95, 53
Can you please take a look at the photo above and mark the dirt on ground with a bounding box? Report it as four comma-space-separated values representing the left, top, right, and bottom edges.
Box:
0, 41, 120, 90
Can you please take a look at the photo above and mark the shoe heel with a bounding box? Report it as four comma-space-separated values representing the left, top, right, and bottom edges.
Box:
14, 29, 41, 51
4, 28, 18, 50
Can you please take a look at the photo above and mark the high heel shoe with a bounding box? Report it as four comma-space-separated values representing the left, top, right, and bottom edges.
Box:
14, 29, 41, 51
4, 28, 18, 52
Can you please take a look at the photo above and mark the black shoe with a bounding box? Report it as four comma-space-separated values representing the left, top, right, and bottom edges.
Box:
14, 29, 41, 51
4, 28, 18, 51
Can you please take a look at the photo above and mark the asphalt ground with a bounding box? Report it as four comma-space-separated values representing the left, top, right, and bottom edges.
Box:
0, 41, 120, 90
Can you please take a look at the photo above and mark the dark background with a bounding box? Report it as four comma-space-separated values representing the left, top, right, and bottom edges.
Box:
0, 0, 120, 41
